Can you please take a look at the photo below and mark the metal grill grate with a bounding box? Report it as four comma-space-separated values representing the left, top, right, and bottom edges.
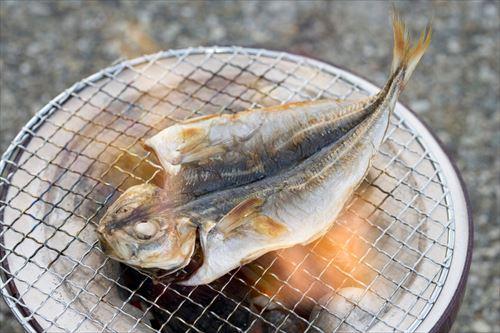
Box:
0, 47, 465, 333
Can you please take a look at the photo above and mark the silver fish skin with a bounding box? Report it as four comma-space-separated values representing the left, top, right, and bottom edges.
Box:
145, 97, 377, 197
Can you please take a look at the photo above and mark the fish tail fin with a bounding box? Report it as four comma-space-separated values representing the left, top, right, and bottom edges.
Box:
391, 10, 409, 75
391, 9, 432, 86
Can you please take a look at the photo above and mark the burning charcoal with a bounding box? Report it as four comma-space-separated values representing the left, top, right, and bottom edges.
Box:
115, 264, 155, 311
247, 296, 307, 333
143, 273, 253, 332
261, 309, 307, 333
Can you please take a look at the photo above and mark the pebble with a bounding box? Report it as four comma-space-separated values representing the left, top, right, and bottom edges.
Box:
412, 99, 431, 113
472, 319, 491, 333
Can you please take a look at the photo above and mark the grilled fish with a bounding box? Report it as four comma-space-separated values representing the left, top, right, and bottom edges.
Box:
97, 14, 431, 285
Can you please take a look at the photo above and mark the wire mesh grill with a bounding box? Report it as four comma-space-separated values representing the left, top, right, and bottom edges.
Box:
0, 47, 457, 333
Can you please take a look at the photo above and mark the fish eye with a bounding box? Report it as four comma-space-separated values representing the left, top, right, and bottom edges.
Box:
134, 221, 158, 240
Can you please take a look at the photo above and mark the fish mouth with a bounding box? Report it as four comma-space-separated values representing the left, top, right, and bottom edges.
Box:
97, 231, 122, 260
97, 232, 112, 255
97, 228, 136, 262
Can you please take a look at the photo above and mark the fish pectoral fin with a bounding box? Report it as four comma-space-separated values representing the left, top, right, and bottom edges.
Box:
251, 215, 288, 238
216, 197, 265, 236
217, 197, 288, 238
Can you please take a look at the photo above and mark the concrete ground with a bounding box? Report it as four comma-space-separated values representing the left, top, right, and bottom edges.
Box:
0, 1, 498, 332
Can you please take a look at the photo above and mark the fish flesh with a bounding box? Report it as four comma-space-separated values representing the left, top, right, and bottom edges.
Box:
97, 14, 431, 285
144, 97, 376, 197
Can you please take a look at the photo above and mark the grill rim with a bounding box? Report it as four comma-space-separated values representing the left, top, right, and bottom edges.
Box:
426, 136, 473, 333
0, 46, 472, 333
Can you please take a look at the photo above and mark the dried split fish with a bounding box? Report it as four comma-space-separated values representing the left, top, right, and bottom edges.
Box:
97, 13, 431, 285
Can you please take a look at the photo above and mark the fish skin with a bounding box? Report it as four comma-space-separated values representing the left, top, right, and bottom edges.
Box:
145, 97, 377, 197
97, 13, 431, 283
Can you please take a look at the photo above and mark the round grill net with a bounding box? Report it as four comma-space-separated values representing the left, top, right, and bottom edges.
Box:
0, 48, 454, 333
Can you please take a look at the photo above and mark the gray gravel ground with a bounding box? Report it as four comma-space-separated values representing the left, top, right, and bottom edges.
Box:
0, 1, 498, 332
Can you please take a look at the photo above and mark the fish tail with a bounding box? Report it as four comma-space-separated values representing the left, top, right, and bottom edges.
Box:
391, 9, 432, 86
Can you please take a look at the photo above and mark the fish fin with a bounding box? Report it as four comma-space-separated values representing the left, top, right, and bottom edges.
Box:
391, 9, 432, 84
251, 215, 288, 238
198, 220, 216, 252
391, 9, 409, 74
216, 197, 288, 238
403, 24, 432, 85
216, 197, 265, 236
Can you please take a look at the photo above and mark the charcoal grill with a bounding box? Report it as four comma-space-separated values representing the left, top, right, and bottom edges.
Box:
0, 47, 472, 332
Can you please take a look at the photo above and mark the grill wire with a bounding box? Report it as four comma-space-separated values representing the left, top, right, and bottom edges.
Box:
0, 47, 454, 333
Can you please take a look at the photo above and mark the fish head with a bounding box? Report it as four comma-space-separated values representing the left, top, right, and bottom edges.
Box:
97, 183, 197, 273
